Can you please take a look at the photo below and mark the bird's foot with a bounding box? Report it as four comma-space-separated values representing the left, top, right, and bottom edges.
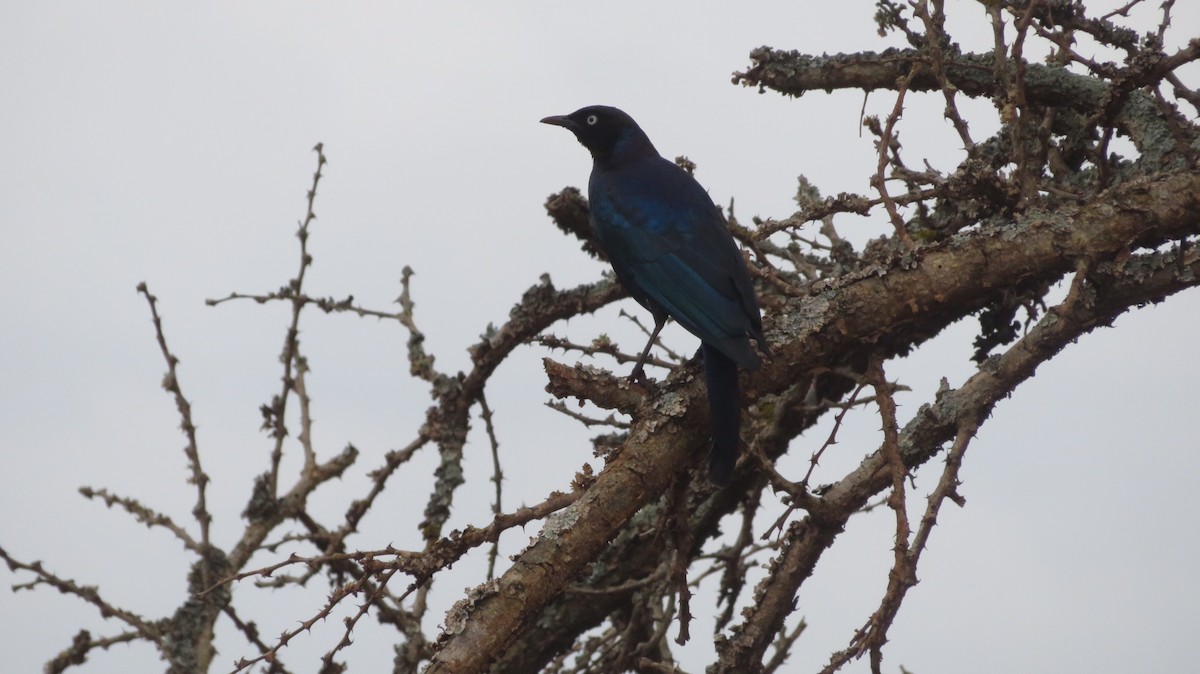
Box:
627, 364, 651, 385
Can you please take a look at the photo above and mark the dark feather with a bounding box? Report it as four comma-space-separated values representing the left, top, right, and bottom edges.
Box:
543, 105, 768, 484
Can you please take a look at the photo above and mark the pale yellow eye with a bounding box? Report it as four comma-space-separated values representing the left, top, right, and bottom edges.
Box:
586, 114, 598, 125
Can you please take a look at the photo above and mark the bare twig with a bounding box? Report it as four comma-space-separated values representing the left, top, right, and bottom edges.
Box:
479, 392, 504, 580
136, 283, 211, 554
868, 67, 919, 248
0, 545, 166, 648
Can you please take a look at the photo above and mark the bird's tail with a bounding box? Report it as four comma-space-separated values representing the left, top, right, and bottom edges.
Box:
702, 344, 741, 486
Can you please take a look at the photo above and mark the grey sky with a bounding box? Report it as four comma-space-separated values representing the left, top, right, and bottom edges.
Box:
2, 2, 1198, 672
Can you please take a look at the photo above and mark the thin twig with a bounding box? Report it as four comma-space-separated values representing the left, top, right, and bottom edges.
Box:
136, 283, 212, 554
0, 546, 166, 648
479, 392, 504, 580
869, 68, 919, 248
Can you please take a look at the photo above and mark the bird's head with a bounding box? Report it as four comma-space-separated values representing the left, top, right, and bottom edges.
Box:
541, 105, 657, 165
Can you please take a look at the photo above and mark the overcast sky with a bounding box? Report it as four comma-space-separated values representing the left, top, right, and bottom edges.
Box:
2, 2, 1198, 673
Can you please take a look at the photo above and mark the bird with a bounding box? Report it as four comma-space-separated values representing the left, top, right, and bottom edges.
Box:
541, 105, 767, 485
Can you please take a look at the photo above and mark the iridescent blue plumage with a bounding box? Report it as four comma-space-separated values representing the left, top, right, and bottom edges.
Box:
542, 105, 767, 484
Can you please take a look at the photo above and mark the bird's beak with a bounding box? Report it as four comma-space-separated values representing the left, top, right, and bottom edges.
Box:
540, 115, 573, 130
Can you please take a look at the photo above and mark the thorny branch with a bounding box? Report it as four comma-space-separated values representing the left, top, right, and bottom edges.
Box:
4, 3, 1199, 674
136, 283, 212, 556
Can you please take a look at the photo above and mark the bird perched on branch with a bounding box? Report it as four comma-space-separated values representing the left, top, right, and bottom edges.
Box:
541, 105, 768, 485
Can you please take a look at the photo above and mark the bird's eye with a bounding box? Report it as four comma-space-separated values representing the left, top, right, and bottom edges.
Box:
586, 114, 598, 125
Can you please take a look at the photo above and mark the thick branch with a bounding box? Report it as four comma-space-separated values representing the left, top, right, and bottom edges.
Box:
722, 246, 1200, 672
426, 171, 1200, 672
733, 47, 1191, 168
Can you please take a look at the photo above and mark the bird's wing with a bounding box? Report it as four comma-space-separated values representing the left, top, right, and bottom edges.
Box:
589, 158, 762, 367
